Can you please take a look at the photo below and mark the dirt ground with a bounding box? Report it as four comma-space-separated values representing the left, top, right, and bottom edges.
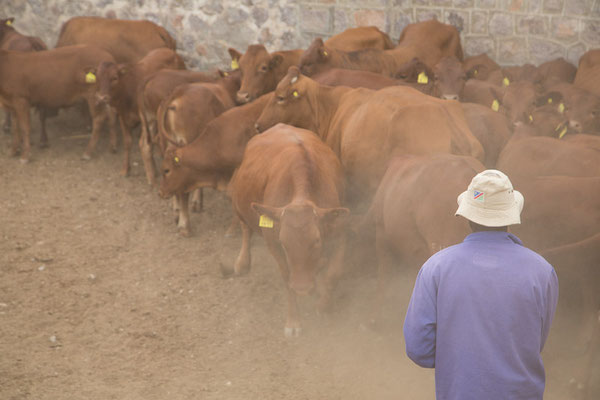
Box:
0, 110, 596, 400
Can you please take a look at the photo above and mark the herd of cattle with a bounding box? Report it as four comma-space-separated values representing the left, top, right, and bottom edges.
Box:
1, 15, 599, 397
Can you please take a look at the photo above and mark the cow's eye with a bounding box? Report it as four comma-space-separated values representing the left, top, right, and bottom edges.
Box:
260, 65, 268, 72
277, 95, 285, 104
163, 168, 170, 175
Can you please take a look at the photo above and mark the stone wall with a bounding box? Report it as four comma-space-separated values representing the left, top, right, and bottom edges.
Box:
1, 0, 599, 70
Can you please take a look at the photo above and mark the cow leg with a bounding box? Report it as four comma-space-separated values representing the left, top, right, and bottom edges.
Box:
317, 236, 346, 314
82, 102, 107, 161
234, 220, 253, 275
175, 193, 191, 237
38, 108, 48, 148
2, 107, 10, 134
191, 189, 203, 213
107, 107, 118, 153
139, 113, 157, 186
9, 109, 20, 157
371, 232, 395, 327
119, 116, 132, 177
224, 213, 240, 238
12, 100, 32, 163
263, 235, 301, 337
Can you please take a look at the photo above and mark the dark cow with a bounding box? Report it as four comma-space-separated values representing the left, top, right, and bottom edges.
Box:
55, 16, 176, 64
537, 57, 576, 88
93, 48, 185, 176
0, 45, 117, 162
574, 49, 600, 98
396, 19, 464, 66
255, 67, 483, 202
228, 45, 302, 104
230, 123, 349, 337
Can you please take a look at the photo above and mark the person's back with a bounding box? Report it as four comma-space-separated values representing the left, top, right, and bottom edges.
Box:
403, 169, 558, 400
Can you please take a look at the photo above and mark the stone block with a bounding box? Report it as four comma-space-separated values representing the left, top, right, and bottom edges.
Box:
529, 38, 565, 64
516, 15, 547, 36
567, 42, 586, 65
280, 6, 298, 27
333, 9, 349, 33
392, 0, 412, 6
188, 14, 209, 32
543, 0, 564, 13
550, 17, 580, 43
416, 8, 442, 22
200, 0, 223, 16
445, 10, 468, 34
392, 11, 413, 40
252, 8, 269, 27
454, 0, 474, 7
354, 9, 386, 31
464, 36, 495, 58
476, 0, 496, 8
338, 0, 388, 6
582, 19, 600, 44
564, 0, 592, 16
471, 11, 488, 35
489, 12, 513, 36
498, 37, 529, 65
413, 0, 430, 5
300, 5, 332, 34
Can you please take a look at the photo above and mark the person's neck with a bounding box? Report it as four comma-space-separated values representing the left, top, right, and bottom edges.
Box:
469, 221, 508, 233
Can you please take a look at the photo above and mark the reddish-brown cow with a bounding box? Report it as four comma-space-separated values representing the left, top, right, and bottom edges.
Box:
0, 45, 117, 162
137, 68, 219, 185
462, 53, 500, 80
230, 123, 349, 337
574, 49, 600, 97
255, 67, 483, 202
55, 16, 176, 64
228, 45, 302, 104
94, 48, 185, 176
323, 26, 395, 51
460, 103, 511, 168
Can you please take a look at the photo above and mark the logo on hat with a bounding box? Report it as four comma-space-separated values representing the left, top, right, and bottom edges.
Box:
473, 190, 485, 202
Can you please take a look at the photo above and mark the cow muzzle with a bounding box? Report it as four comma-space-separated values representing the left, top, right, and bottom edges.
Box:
442, 94, 459, 101
95, 93, 110, 105
569, 120, 582, 132
236, 91, 251, 104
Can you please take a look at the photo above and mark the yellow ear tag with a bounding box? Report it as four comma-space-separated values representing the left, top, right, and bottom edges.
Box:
558, 126, 568, 139
259, 215, 274, 228
491, 99, 500, 112
558, 103, 565, 114
547, 97, 553, 104
231, 59, 239, 70
292, 90, 299, 97
6, 20, 12, 26
223, 71, 229, 77
474, 69, 478, 76
85, 72, 96, 84
323, 50, 328, 56
502, 77, 510, 87
174, 156, 180, 164
528, 114, 533, 122
417, 71, 429, 84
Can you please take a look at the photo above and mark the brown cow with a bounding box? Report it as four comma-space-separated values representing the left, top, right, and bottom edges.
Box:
574, 49, 600, 98
298, 20, 462, 78
55, 16, 176, 64
137, 68, 219, 185
511, 103, 569, 138
432, 56, 466, 100
460, 103, 511, 168
324, 26, 395, 51
228, 45, 302, 104
462, 53, 500, 80
497, 135, 600, 178
93, 48, 185, 176
157, 70, 241, 236
229, 123, 349, 337
0, 17, 48, 134
0, 45, 117, 162
542, 82, 600, 134
367, 154, 484, 322
255, 67, 484, 202
537, 57, 576, 87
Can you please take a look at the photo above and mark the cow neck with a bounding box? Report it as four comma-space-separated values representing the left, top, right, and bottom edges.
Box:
310, 84, 349, 141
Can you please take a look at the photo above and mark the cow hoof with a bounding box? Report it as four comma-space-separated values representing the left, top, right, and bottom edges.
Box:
178, 228, 191, 237
191, 203, 203, 213
19, 157, 30, 164
81, 153, 92, 161
284, 326, 302, 338
120, 169, 129, 177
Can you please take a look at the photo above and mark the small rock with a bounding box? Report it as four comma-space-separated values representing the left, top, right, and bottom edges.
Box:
225, 381, 232, 386
88, 273, 96, 280
38, 265, 46, 271
49, 335, 57, 343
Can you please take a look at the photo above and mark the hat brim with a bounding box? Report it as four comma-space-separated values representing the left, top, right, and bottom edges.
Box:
455, 190, 524, 227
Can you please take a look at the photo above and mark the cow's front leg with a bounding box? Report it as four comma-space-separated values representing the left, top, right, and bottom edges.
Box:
318, 236, 346, 314
176, 192, 191, 237
119, 116, 132, 177
13, 100, 31, 163
82, 102, 107, 160
191, 188, 203, 213
9, 109, 20, 157
234, 220, 253, 275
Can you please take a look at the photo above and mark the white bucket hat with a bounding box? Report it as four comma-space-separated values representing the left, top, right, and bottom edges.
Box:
455, 169, 524, 227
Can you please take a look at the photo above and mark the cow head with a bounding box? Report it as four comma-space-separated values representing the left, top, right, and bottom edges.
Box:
0, 18, 15, 40
94, 61, 128, 105
518, 103, 568, 138
500, 81, 539, 127
159, 147, 191, 198
229, 45, 284, 104
255, 67, 318, 133
432, 56, 465, 101
299, 38, 330, 77
565, 90, 600, 134
251, 201, 348, 295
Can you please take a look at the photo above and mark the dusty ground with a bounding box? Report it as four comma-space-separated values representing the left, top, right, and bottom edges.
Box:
0, 110, 596, 399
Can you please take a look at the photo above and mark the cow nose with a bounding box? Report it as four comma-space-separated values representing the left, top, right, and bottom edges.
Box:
569, 120, 582, 132
442, 94, 459, 101
95, 94, 109, 104
236, 91, 250, 104
254, 122, 261, 133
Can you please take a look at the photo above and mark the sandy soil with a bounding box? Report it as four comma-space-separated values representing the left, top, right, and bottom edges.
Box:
0, 110, 596, 399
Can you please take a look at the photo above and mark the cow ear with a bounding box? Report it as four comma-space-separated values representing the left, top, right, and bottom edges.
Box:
251, 203, 283, 222
536, 91, 563, 107
317, 207, 350, 228
217, 69, 229, 78
228, 48, 242, 62
269, 54, 284, 69
5, 18, 15, 26
465, 64, 487, 79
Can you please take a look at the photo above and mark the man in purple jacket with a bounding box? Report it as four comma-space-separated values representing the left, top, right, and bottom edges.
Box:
403, 169, 559, 400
